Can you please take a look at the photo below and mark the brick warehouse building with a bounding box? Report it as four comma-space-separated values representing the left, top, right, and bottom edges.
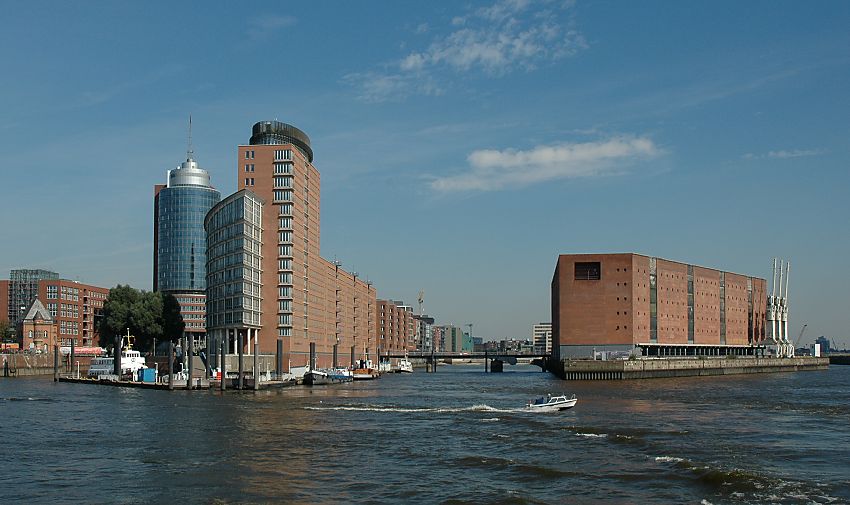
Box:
206, 121, 376, 371
552, 254, 767, 359
376, 300, 415, 357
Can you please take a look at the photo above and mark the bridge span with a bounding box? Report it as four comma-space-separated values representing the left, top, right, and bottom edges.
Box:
383, 351, 552, 372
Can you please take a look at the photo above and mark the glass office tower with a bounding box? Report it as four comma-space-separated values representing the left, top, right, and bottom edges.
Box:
154, 153, 221, 347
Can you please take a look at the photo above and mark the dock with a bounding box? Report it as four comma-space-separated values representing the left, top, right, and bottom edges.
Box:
550, 356, 829, 380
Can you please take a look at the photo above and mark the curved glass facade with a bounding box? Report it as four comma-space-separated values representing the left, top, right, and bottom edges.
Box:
156, 161, 221, 293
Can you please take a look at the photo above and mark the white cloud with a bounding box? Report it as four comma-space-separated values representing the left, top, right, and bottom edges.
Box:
342, 71, 442, 103
346, 0, 586, 101
415, 23, 429, 34
431, 137, 661, 192
247, 15, 296, 41
743, 148, 826, 160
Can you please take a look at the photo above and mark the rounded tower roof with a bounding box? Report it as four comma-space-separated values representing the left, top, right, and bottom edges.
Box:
168, 157, 215, 188
249, 120, 313, 162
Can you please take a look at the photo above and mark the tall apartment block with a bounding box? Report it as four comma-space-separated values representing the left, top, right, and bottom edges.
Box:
435, 325, 471, 353
207, 121, 376, 371
154, 148, 221, 348
8, 269, 58, 328
376, 300, 415, 357
38, 279, 108, 347
532, 322, 553, 354
0, 280, 9, 327
414, 314, 435, 351
552, 253, 767, 359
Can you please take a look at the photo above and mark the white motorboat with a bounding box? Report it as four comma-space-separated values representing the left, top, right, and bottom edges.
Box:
525, 394, 578, 412
87, 349, 148, 378
397, 358, 413, 373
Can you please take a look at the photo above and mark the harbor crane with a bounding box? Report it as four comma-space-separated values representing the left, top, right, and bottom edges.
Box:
794, 324, 808, 348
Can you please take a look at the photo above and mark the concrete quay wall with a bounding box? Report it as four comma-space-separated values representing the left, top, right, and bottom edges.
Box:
551, 357, 829, 380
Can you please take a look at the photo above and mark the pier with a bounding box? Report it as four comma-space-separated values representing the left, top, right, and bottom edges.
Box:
550, 356, 829, 380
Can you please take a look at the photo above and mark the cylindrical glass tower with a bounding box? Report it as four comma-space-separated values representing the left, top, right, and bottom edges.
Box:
155, 157, 221, 293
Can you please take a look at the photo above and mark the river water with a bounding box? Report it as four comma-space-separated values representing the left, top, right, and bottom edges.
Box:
1, 364, 848, 504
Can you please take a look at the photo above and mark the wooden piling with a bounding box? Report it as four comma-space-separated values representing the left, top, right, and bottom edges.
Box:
276, 339, 283, 377
53, 344, 59, 381
187, 336, 193, 390
238, 332, 244, 390
220, 337, 226, 391
70, 338, 76, 377
113, 335, 121, 376
253, 339, 259, 391
168, 342, 174, 391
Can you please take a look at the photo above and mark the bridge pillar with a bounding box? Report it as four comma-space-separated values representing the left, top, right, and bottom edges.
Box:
485, 351, 489, 373
491, 359, 504, 373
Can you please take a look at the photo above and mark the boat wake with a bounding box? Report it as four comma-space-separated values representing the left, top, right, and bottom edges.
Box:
304, 403, 522, 414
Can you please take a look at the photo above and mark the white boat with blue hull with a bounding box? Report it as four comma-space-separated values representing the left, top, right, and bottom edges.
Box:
87, 349, 148, 378
525, 394, 577, 412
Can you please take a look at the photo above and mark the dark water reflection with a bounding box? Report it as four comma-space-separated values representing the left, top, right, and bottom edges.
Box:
2, 364, 849, 504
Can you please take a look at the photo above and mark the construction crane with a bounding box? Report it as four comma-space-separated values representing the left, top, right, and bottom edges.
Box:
794, 324, 808, 348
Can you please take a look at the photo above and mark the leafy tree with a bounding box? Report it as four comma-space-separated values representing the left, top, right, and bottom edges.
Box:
0, 319, 12, 342
162, 293, 185, 344
98, 285, 185, 352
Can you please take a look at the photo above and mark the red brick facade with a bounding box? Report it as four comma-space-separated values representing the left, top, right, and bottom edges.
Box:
552, 254, 767, 357
376, 300, 415, 355
37, 280, 108, 347
236, 137, 376, 369
0, 280, 8, 326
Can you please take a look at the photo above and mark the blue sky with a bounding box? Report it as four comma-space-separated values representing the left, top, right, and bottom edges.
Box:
1, 0, 848, 345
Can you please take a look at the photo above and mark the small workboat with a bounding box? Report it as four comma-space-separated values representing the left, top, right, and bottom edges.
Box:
525, 394, 577, 412
328, 367, 353, 382
397, 358, 413, 373
303, 369, 331, 385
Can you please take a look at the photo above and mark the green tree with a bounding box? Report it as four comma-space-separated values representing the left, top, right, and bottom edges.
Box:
98, 285, 185, 352
161, 293, 185, 344
0, 319, 12, 343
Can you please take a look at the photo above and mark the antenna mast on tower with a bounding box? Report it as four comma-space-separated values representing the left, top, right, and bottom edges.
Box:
187, 114, 194, 160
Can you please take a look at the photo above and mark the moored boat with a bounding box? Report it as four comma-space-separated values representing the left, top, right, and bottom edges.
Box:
303, 369, 331, 385
397, 358, 413, 373
87, 349, 148, 378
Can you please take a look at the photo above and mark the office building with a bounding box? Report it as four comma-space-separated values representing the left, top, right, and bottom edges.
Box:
532, 323, 553, 354
436, 325, 472, 353
207, 121, 376, 370
0, 280, 9, 326
414, 314, 435, 351
38, 279, 108, 347
8, 269, 58, 328
154, 146, 221, 348
552, 253, 767, 359
205, 189, 264, 356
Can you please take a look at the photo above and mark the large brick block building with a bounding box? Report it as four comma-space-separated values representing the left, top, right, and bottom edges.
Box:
207, 121, 376, 371
552, 254, 767, 359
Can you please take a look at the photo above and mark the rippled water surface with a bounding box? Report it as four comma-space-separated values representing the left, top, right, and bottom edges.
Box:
2, 364, 849, 504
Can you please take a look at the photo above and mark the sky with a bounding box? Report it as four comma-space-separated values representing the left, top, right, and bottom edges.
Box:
1, 0, 848, 345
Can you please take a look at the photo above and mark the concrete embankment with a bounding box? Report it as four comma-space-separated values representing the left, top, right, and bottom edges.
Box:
2, 353, 96, 378
549, 356, 829, 380
829, 354, 850, 365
